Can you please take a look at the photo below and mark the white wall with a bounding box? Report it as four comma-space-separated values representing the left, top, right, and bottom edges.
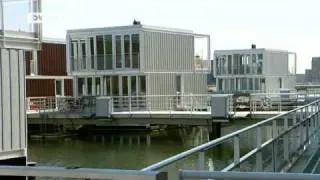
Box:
0, 49, 26, 160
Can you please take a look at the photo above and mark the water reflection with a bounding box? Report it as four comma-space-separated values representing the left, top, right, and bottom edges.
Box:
28, 120, 270, 179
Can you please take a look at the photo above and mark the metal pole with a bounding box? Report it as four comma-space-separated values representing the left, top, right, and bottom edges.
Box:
283, 116, 289, 163
256, 126, 263, 171
233, 135, 240, 165
197, 151, 205, 170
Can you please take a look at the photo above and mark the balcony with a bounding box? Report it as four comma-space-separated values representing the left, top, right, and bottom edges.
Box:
71, 53, 140, 72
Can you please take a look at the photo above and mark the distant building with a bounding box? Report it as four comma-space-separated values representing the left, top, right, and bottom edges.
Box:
296, 74, 306, 84
305, 57, 320, 83
66, 24, 210, 99
214, 45, 296, 93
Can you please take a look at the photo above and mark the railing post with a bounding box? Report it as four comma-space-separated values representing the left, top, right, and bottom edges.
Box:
233, 135, 240, 166
283, 116, 289, 164
299, 108, 303, 123
197, 151, 205, 170
256, 126, 263, 171
272, 119, 278, 172
129, 96, 132, 112
292, 111, 297, 125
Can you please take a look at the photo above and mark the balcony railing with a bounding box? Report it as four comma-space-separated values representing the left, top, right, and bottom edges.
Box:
71, 53, 140, 71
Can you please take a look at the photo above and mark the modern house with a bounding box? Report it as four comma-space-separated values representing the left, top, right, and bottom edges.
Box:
25, 39, 73, 98
0, 0, 41, 172
214, 45, 296, 93
66, 22, 210, 110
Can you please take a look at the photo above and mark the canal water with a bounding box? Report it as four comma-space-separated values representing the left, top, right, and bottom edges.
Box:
28, 119, 266, 179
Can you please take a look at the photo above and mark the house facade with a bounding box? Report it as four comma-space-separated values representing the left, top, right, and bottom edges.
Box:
66, 24, 209, 101
214, 46, 296, 93
25, 39, 73, 98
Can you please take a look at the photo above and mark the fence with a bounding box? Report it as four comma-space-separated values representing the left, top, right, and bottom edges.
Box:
111, 94, 212, 112
142, 99, 320, 179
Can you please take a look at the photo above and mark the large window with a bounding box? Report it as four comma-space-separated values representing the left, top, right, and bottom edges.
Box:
124, 35, 130, 68
77, 78, 84, 96
116, 35, 122, 68
139, 76, 146, 95
87, 77, 92, 95
95, 77, 100, 95
131, 76, 137, 96
71, 41, 78, 71
80, 40, 86, 70
104, 35, 113, 69
233, 54, 239, 74
252, 54, 257, 74
215, 57, 220, 75
227, 55, 232, 74
90, 37, 95, 69
112, 76, 119, 96
96, 36, 104, 70
132, 34, 140, 68
122, 76, 128, 96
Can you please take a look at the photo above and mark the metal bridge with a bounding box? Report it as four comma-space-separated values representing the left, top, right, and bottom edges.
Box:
3, 95, 319, 179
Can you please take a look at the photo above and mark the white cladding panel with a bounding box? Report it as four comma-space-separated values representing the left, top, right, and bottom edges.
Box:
264, 51, 289, 75
143, 31, 194, 72
0, 49, 26, 159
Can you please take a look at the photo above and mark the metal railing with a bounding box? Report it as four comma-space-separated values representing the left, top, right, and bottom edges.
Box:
111, 94, 212, 112
26, 92, 319, 115
26, 96, 96, 114
179, 170, 320, 180
0, 165, 166, 180
142, 99, 320, 178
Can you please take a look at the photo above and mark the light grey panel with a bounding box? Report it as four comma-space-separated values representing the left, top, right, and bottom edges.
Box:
1, 49, 12, 150
19, 50, 26, 148
0, 49, 2, 150
10, 50, 20, 149
143, 31, 194, 73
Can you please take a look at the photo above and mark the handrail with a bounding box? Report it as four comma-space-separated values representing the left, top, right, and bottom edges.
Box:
141, 99, 320, 171
0, 165, 166, 180
179, 170, 320, 180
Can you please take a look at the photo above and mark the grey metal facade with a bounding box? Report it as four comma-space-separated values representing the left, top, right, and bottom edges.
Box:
67, 24, 209, 98
0, 49, 26, 160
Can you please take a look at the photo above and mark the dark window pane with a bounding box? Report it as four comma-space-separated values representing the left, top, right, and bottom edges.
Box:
132, 34, 140, 68
88, 77, 92, 95
96, 36, 104, 55
97, 36, 104, 70
122, 76, 128, 96
124, 35, 130, 68
131, 76, 136, 96
116, 35, 122, 68
104, 35, 113, 69
90, 37, 95, 69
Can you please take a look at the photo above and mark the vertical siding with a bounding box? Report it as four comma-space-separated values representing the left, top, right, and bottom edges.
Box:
38, 42, 67, 76
0, 49, 26, 155
143, 31, 194, 72
64, 79, 73, 96
26, 79, 55, 97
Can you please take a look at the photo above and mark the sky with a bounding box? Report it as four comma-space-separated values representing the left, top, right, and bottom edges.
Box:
5, 0, 320, 73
